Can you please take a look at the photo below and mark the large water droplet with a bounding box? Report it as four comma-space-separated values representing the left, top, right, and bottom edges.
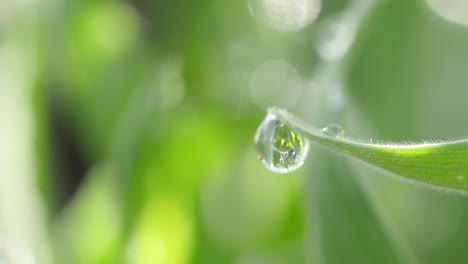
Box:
254, 112, 309, 173
321, 123, 345, 137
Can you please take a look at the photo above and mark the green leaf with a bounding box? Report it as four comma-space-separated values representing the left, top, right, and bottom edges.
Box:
268, 107, 468, 194
305, 150, 413, 263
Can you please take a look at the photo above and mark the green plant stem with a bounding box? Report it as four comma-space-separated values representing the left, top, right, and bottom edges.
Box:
269, 107, 468, 194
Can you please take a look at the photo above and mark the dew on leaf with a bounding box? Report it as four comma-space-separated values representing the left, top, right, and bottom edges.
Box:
254, 112, 309, 173
321, 123, 346, 138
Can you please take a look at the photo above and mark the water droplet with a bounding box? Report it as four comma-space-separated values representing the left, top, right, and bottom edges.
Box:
254, 112, 309, 173
247, 0, 321, 32
321, 123, 345, 137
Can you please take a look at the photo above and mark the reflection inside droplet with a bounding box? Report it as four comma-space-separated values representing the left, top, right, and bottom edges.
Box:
426, 0, 468, 27
321, 123, 346, 138
249, 0, 321, 32
254, 111, 309, 173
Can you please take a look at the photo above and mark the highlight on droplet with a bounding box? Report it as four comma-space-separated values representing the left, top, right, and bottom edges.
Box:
248, 0, 321, 32
254, 111, 309, 173
425, 0, 468, 27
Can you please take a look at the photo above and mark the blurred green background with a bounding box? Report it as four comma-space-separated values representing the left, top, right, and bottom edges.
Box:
1, 0, 468, 263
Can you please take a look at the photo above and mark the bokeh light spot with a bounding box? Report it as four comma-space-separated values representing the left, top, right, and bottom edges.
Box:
249, 60, 302, 110
249, 0, 321, 31
426, 0, 468, 27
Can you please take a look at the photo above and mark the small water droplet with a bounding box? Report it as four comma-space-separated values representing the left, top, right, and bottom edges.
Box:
254, 112, 309, 173
321, 123, 345, 137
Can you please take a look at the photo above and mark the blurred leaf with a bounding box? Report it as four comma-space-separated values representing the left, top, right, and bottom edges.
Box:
193, 147, 306, 263
68, 1, 140, 71
305, 150, 407, 263
347, 1, 468, 262
54, 165, 121, 264
127, 195, 193, 264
